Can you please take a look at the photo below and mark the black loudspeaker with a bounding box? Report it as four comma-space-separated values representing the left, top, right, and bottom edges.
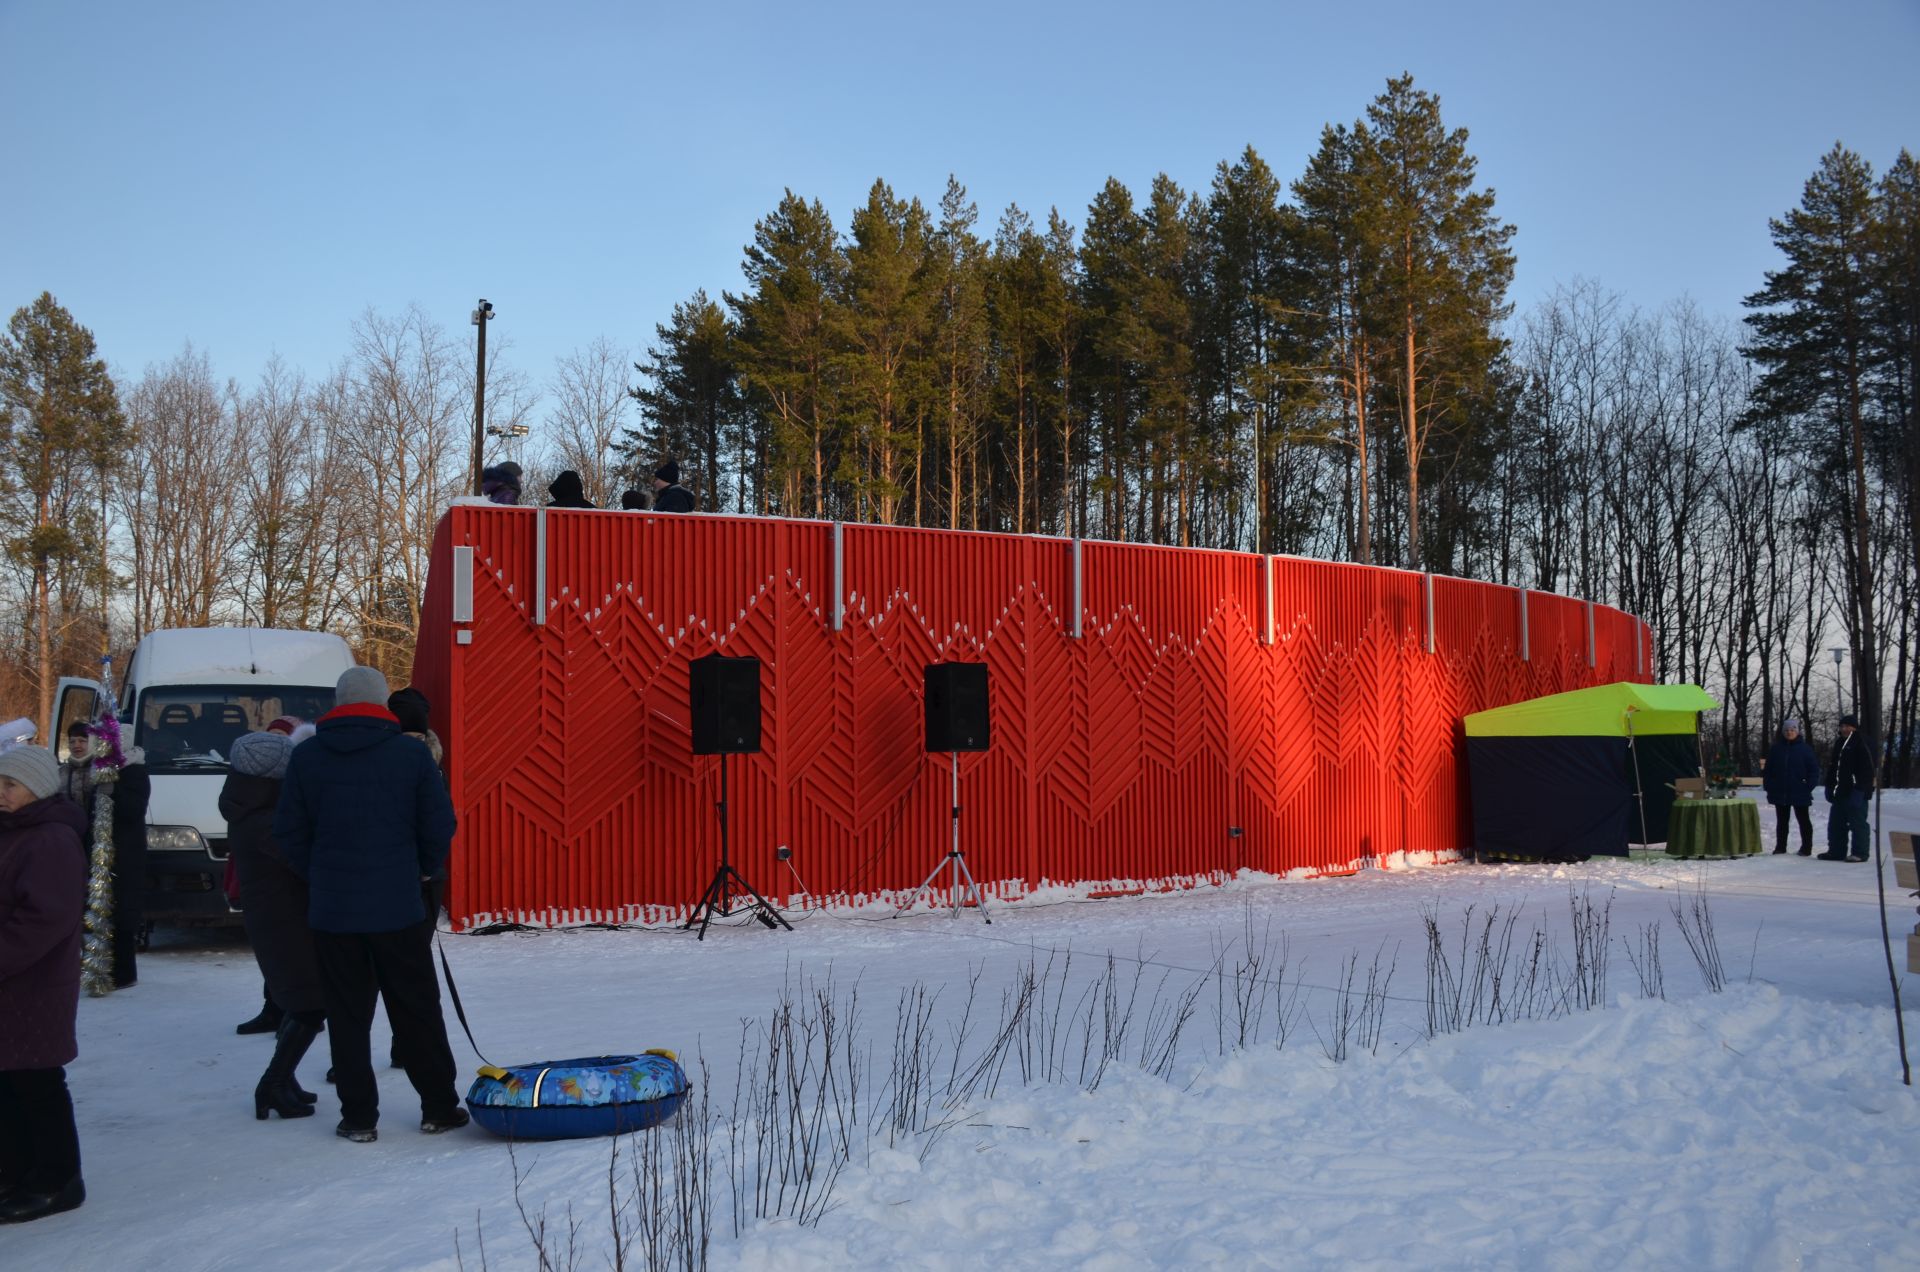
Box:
690, 655, 761, 754
924, 662, 989, 752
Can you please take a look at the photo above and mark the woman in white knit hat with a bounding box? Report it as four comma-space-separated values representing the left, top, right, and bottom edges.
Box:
0, 744, 90, 1223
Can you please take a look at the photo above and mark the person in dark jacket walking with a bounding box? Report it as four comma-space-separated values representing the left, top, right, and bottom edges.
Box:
1819, 713, 1877, 862
223, 730, 324, 1120
0, 745, 90, 1223
547, 470, 595, 509
274, 667, 466, 1142
1761, 718, 1819, 855
650, 460, 694, 512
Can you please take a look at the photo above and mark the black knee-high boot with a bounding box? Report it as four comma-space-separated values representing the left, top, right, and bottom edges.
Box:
235, 982, 282, 1036
255, 1018, 321, 1120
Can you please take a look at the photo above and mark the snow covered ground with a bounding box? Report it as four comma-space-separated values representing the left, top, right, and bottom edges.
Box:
12, 790, 1920, 1271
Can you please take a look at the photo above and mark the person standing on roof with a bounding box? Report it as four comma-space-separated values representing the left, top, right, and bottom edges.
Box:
273, 667, 466, 1142
650, 460, 694, 512
1761, 718, 1819, 856
480, 462, 523, 506
546, 470, 595, 509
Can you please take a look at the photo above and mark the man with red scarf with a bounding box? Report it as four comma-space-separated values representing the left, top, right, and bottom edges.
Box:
274, 666, 464, 1143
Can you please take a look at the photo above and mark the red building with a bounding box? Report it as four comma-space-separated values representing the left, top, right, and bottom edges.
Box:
414, 507, 1648, 929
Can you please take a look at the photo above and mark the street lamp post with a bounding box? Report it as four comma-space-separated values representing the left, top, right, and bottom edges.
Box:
471, 299, 494, 495
1829, 646, 1850, 718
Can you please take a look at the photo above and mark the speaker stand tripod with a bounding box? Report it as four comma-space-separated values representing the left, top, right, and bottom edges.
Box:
685, 752, 792, 940
899, 751, 991, 924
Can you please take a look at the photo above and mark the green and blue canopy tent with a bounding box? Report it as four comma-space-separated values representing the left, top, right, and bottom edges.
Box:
1463, 682, 1718, 861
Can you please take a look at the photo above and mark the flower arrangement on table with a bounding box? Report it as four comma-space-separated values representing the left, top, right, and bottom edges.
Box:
1706, 755, 1742, 800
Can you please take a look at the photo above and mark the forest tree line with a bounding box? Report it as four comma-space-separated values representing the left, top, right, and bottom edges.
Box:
2, 77, 1914, 779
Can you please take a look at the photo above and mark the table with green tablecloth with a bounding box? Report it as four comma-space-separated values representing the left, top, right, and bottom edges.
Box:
1665, 799, 1762, 858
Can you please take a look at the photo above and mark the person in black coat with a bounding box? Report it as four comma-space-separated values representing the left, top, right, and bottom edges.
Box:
273, 666, 464, 1142
1819, 713, 1877, 862
547, 470, 595, 509
1761, 718, 1819, 855
223, 730, 324, 1120
650, 460, 694, 512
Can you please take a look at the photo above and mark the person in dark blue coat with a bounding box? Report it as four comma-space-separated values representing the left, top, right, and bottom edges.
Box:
1761, 718, 1819, 855
274, 666, 467, 1142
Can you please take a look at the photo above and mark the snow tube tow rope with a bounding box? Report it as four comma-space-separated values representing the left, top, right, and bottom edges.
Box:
465, 1050, 690, 1141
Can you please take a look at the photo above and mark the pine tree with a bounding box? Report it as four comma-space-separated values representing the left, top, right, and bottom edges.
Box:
1873, 150, 1920, 592
1137, 174, 1196, 544
1296, 124, 1379, 563
928, 178, 989, 530
839, 180, 933, 524
1042, 209, 1082, 536
1352, 74, 1516, 570
626, 291, 741, 509
1206, 147, 1295, 551
0, 292, 126, 732
1079, 178, 1149, 539
987, 205, 1051, 533
1744, 144, 1885, 743
727, 192, 846, 516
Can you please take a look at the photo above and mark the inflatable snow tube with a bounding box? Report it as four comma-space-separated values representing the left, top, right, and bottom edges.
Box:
465, 1051, 690, 1141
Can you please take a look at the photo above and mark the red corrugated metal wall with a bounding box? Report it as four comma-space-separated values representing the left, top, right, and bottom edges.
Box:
414, 508, 1651, 928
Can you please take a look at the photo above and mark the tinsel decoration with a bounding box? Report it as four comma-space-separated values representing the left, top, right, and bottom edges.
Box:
79, 688, 131, 998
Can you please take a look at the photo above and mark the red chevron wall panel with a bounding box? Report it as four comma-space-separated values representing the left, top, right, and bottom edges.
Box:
412, 508, 1651, 929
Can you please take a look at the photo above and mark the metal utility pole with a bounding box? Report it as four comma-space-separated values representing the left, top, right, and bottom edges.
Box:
471, 299, 494, 494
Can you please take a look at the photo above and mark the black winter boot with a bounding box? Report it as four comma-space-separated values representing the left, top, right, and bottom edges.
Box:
0, 1176, 84, 1223
235, 996, 284, 1036
255, 1018, 321, 1120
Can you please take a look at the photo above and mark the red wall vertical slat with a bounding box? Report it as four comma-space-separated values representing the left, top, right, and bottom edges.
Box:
422, 509, 1650, 927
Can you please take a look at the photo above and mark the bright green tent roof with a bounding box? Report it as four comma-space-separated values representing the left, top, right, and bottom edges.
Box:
1463, 682, 1718, 738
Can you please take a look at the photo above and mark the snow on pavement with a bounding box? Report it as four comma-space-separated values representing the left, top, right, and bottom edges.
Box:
7, 790, 1919, 1270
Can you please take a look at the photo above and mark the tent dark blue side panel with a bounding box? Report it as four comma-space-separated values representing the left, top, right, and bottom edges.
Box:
1629, 734, 1696, 843
1466, 736, 1631, 861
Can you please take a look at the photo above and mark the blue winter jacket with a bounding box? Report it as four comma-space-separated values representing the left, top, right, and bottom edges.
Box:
273, 707, 457, 934
1761, 734, 1819, 807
